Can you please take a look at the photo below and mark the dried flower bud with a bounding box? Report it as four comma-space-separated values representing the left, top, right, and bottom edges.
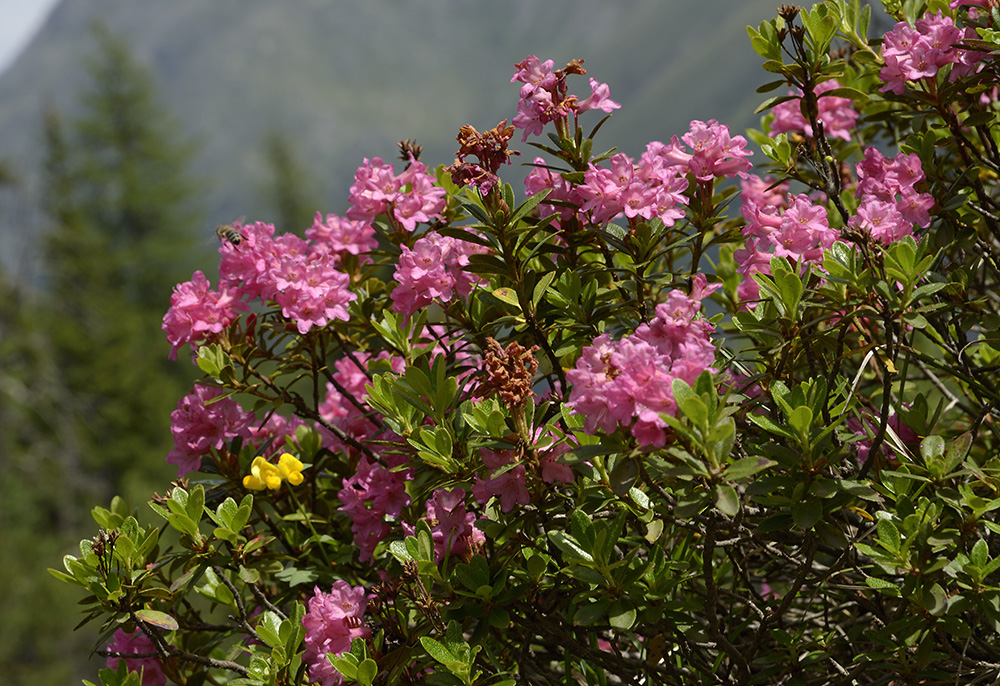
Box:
479, 338, 539, 409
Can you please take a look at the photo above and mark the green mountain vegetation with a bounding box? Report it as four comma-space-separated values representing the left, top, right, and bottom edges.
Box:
0, 0, 780, 277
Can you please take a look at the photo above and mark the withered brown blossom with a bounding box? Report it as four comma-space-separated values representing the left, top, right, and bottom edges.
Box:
479, 337, 539, 409
445, 120, 520, 195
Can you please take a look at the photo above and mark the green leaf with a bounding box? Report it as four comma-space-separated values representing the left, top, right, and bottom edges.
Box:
328, 653, 359, 680
748, 414, 795, 439
573, 598, 611, 625
877, 517, 901, 554
135, 609, 179, 631
356, 658, 378, 686
723, 456, 776, 481
548, 531, 594, 563
971, 539, 988, 569
491, 286, 521, 310
716, 484, 740, 517
186, 485, 205, 523
167, 512, 200, 539
608, 599, 637, 630
509, 188, 552, 226
673, 379, 708, 427
420, 637, 455, 665
793, 498, 822, 529
256, 612, 282, 648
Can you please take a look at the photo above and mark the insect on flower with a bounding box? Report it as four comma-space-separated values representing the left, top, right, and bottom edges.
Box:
215, 222, 244, 246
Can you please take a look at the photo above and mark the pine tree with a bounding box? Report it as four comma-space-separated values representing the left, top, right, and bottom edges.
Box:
42, 24, 203, 496
261, 128, 320, 236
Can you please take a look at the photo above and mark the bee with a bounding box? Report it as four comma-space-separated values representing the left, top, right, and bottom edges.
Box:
215, 222, 244, 247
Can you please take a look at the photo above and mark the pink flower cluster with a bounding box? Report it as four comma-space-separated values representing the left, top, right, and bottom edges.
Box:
220, 221, 357, 335
576, 150, 689, 226
306, 211, 378, 266
302, 581, 371, 686
404, 488, 484, 563
879, 12, 980, 95
525, 157, 583, 229
339, 456, 412, 561
391, 232, 488, 317
106, 628, 166, 686
848, 148, 934, 243
511, 55, 620, 141
768, 79, 859, 141
651, 119, 753, 182
345, 157, 446, 231
566, 275, 719, 447
735, 186, 839, 303
472, 436, 573, 513
162, 270, 246, 360
166, 385, 255, 476
740, 174, 790, 211
164, 221, 358, 352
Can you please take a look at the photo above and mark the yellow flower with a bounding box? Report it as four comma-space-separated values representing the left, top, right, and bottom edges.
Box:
276, 453, 304, 486
242, 453, 305, 491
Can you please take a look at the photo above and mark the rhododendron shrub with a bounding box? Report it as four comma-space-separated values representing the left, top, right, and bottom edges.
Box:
56, 3, 1000, 685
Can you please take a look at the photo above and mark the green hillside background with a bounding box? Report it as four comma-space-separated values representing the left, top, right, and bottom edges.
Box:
0, 0, 781, 280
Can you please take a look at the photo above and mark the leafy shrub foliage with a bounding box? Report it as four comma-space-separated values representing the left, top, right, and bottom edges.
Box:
54, 1, 1000, 684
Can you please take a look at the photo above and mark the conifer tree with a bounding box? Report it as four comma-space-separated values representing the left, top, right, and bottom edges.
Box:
42, 24, 203, 496
261, 128, 320, 236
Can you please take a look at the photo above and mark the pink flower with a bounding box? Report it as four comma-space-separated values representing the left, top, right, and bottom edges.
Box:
319, 352, 406, 451
848, 196, 914, 244
511, 55, 620, 141
735, 193, 837, 305
576, 150, 689, 227
576, 77, 621, 114
162, 270, 246, 360
339, 456, 412, 561
511, 55, 557, 89
567, 276, 719, 447
473, 449, 529, 513
216, 219, 358, 334
272, 252, 356, 335
740, 174, 789, 211
166, 385, 255, 476
302, 582, 371, 686
878, 12, 972, 94
852, 147, 934, 237
847, 411, 918, 464
247, 412, 308, 460
525, 158, 584, 228
345, 158, 446, 230
405, 489, 484, 563
659, 120, 753, 181
391, 232, 488, 317
307, 212, 378, 264
106, 628, 166, 686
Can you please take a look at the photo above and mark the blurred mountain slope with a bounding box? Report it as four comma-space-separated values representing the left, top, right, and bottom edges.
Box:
0, 0, 779, 276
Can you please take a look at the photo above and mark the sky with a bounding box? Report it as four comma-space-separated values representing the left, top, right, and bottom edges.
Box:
0, 0, 60, 75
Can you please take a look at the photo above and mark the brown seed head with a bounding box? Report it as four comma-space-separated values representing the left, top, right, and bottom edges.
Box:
479, 338, 539, 409
398, 138, 423, 167
777, 4, 800, 22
